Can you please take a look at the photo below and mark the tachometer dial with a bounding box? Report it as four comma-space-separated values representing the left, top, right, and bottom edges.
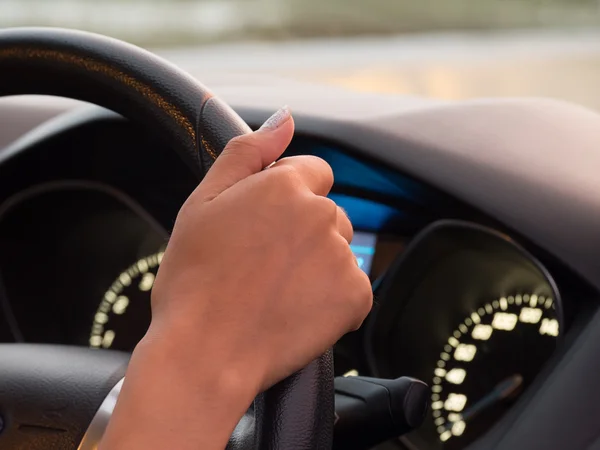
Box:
432, 294, 559, 449
89, 251, 163, 351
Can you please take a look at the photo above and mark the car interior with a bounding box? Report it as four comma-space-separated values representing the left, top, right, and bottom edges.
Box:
0, 8, 600, 450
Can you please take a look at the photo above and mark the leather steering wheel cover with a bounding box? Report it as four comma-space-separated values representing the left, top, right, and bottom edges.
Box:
229, 351, 335, 450
0, 27, 251, 177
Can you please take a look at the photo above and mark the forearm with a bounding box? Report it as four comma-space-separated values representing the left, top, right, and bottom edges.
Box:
99, 330, 258, 450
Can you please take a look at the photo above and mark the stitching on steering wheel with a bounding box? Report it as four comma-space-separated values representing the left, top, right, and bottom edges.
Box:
0, 47, 198, 149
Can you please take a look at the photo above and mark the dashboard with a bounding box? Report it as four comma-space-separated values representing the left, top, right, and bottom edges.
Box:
0, 101, 598, 450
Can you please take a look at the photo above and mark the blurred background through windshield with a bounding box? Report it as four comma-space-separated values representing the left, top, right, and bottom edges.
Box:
2, 0, 600, 109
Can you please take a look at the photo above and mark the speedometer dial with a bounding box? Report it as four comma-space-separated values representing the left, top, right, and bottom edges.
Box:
89, 251, 163, 351
431, 294, 559, 449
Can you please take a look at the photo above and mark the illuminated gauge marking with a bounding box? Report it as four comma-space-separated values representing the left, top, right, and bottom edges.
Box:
451, 420, 466, 436
112, 296, 129, 315
90, 250, 164, 351
540, 318, 559, 336
444, 394, 467, 412
492, 312, 518, 331
519, 307, 543, 324
454, 344, 477, 362
119, 272, 132, 286
432, 294, 560, 445
472, 324, 493, 341
343, 369, 359, 377
530, 295, 538, 307
95, 312, 108, 324
445, 368, 466, 385
138, 273, 155, 292
102, 330, 116, 348
448, 413, 462, 422
435, 368, 447, 377
499, 297, 508, 310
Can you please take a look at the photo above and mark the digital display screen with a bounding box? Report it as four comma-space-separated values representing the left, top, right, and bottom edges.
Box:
350, 231, 377, 275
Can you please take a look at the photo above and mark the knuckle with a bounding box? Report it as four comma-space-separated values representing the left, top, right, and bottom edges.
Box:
317, 196, 339, 219
224, 134, 252, 152
348, 272, 373, 329
269, 165, 301, 187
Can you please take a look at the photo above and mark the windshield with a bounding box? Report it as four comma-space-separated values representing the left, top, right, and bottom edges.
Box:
3, 1, 600, 109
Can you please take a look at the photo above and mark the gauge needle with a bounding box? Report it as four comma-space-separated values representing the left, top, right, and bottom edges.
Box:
446, 374, 523, 429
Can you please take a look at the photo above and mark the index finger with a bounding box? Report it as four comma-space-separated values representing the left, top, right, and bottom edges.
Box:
270, 155, 334, 197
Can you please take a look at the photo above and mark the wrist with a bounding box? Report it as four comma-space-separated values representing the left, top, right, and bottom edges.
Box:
100, 322, 259, 450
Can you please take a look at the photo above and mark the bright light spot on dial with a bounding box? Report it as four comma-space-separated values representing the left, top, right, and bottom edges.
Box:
452, 420, 466, 436
508, 296, 515, 304
437, 360, 446, 368
530, 295, 538, 307
435, 368, 447, 377
453, 330, 461, 339
492, 300, 499, 309
433, 410, 441, 418
343, 369, 359, 377
441, 353, 450, 361
102, 330, 115, 348
445, 368, 466, 384
459, 324, 468, 334
539, 318, 559, 336
545, 298, 553, 309
444, 393, 467, 412
432, 385, 443, 393
485, 304, 493, 314
112, 296, 129, 315
104, 291, 116, 303
432, 393, 440, 401
472, 324, 493, 340
138, 273, 155, 292
478, 307, 485, 316
137, 259, 149, 273
95, 312, 108, 324
119, 272, 132, 286
500, 297, 508, 310
448, 413, 462, 422
440, 430, 452, 442
471, 312, 481, 324
433, 377, 442, 384
520, 307, 543, 324
448, 337, 459, 347
90, 335, 102, 347
492, 312, 518, 331
515, 295, 522, 305
435, 417, 445, 426
432, 401, 444, 410
454, 344, 477, 362
444, 344, 452, 353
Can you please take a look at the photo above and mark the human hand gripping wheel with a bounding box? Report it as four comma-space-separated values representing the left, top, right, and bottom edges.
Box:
99, 107, 373, 450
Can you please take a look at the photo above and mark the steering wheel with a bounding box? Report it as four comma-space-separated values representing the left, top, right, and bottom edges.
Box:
0, 28, 333, 450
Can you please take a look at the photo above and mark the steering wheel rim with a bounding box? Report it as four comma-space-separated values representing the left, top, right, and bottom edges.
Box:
0, 27, 333, 450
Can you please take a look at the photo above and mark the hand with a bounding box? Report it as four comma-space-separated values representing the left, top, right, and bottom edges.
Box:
100, 107, 373, 450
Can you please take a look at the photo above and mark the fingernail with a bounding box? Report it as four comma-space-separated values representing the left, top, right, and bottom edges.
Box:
259, 106, 291, 131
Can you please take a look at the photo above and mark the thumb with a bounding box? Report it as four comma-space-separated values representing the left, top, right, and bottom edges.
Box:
198, 106, 294, 200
